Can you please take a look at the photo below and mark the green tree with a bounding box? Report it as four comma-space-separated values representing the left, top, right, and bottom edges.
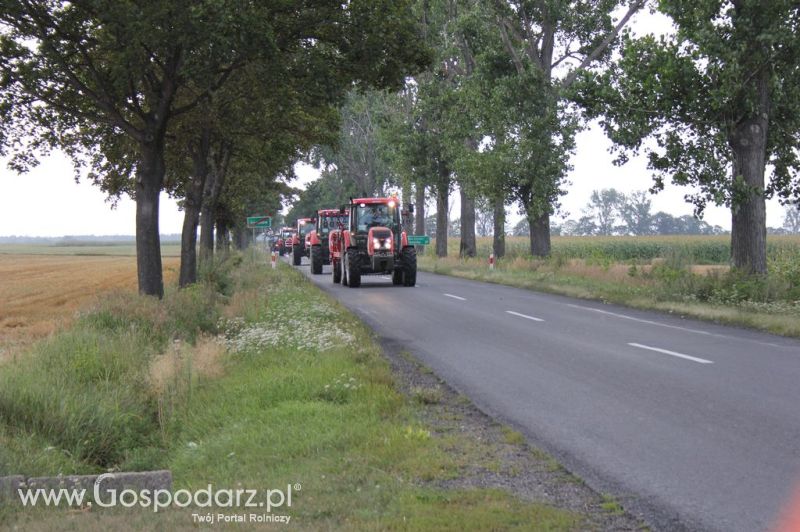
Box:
617, 190, 654, 236
783, 202, 800, 234
576, 0, 800, 273
485, 0, 644, 256
584, 189, 623, 235
0, 0, 430, 296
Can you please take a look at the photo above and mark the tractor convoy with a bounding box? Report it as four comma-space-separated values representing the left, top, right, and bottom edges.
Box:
282, 196, 417, 288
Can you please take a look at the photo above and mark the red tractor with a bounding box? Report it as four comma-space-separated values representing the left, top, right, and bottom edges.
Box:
276, 227, 294, 256
291, 218, 314, 266
307, 209, 349, 275
338, 197, 416, 288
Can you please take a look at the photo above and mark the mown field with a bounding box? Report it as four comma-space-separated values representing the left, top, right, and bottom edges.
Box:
0, 242, 181, 256
0, 244, 180, 360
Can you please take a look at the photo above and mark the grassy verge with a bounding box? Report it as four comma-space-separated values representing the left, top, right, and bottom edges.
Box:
419, 253, 800, 338
1, 254, 584, 530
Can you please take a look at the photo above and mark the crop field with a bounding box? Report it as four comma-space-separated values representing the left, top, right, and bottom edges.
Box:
0, 245, 179, 359
427, 235, 800, 264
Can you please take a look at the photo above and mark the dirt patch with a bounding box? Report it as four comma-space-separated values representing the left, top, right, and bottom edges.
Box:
378, 337, 649, 531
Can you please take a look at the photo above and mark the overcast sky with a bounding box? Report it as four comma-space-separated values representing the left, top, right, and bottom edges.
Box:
0, 8, 790, 237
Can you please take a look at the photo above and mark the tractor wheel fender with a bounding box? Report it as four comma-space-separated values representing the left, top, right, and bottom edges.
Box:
310, 231, 320, 246
401, 231, 409, 248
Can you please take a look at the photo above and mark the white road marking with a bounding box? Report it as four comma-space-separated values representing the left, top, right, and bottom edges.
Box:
505, 310, 544, 322
566, 304, 717, 337
443, 293, 466, 301
567, 303, 788, 349
628, 342, 713, 364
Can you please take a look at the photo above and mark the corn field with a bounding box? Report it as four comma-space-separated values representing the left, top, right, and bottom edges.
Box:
427, 235, 800, 265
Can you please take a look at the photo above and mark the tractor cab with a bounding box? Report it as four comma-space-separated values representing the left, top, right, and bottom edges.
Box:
307, 209, 350, 275
278, 227, 294, 255
317, 210, 349, 236
346, 198, 403, 255
297, 218, 314, 238
338, 197, 416, 288
291, 218, 315, 265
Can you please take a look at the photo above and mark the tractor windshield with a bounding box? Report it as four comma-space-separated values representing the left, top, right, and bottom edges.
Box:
319, 215, 348, 235
298, 221, 314, 236
354, 203, 398, 233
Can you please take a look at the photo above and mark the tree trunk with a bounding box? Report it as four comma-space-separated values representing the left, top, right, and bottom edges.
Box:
401, 181, 414, 234
493, 196, 506, 258
729, 68, 769, 274
215, 218, 228, 257
459, 185, 476, 258
178, 133, 210, 288
232, 226, 247, 250
528, 212, 551, 257
199, 171, 217, 263
178, 186, 202, 288
436, 177, 449, 257
135, 139, 166, 298
415, 182, 426, 253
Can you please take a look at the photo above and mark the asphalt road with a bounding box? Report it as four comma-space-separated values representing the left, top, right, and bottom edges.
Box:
290, 257, 800, 532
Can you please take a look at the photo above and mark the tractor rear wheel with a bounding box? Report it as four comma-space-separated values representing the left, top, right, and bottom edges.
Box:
332, 259, 342, 284
402, 246, 417, 287
311, 245, 323, 274
346, 249, 361, 288
292, 244, 301, 266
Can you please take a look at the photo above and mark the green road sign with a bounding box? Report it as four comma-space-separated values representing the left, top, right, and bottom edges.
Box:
247, 215, 271, 228
407, 235, 430, 245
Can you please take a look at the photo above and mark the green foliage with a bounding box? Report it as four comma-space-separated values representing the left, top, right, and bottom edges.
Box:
573, 0, 800, 272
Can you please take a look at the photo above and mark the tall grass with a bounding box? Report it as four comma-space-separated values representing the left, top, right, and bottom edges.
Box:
0, 257, 239, 475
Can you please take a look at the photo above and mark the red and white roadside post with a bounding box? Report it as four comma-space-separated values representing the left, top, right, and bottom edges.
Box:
271, 250, 277, 269
489, 253, 495, 271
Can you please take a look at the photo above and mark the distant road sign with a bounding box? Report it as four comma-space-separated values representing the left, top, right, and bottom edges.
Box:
407, 235, 430, 245
247, 216, 271, 228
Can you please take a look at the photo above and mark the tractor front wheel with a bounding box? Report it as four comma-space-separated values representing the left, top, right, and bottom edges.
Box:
402, 246, 417, 287
311, 245, 323, 274
292, 244, 301, 266
392, 269, 403, 285
346, 249, 361, 288
332, 258, 342, 284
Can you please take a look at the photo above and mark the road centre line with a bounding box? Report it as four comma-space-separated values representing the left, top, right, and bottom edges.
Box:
628, 342, 714, 364
443, 293, 466, 301
564, 303, 786, 349
505, 310, 544, 322
566, 303, 719, 337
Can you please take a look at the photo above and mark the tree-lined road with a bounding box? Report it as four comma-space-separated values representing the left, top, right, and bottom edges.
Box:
295, 259, 800, 532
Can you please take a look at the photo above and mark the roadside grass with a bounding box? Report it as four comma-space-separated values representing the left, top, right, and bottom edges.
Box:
419, 236, 800, 338
1, 255, 584, 530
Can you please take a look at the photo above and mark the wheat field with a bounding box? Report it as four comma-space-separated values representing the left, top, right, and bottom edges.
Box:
0, 249, 179, 359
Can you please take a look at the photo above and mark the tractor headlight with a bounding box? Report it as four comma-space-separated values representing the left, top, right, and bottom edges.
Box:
382, 240, 392, 249
373, 238, 381, 249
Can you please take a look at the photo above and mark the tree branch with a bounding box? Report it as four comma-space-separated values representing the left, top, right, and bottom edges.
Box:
560, 0, 644, 90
